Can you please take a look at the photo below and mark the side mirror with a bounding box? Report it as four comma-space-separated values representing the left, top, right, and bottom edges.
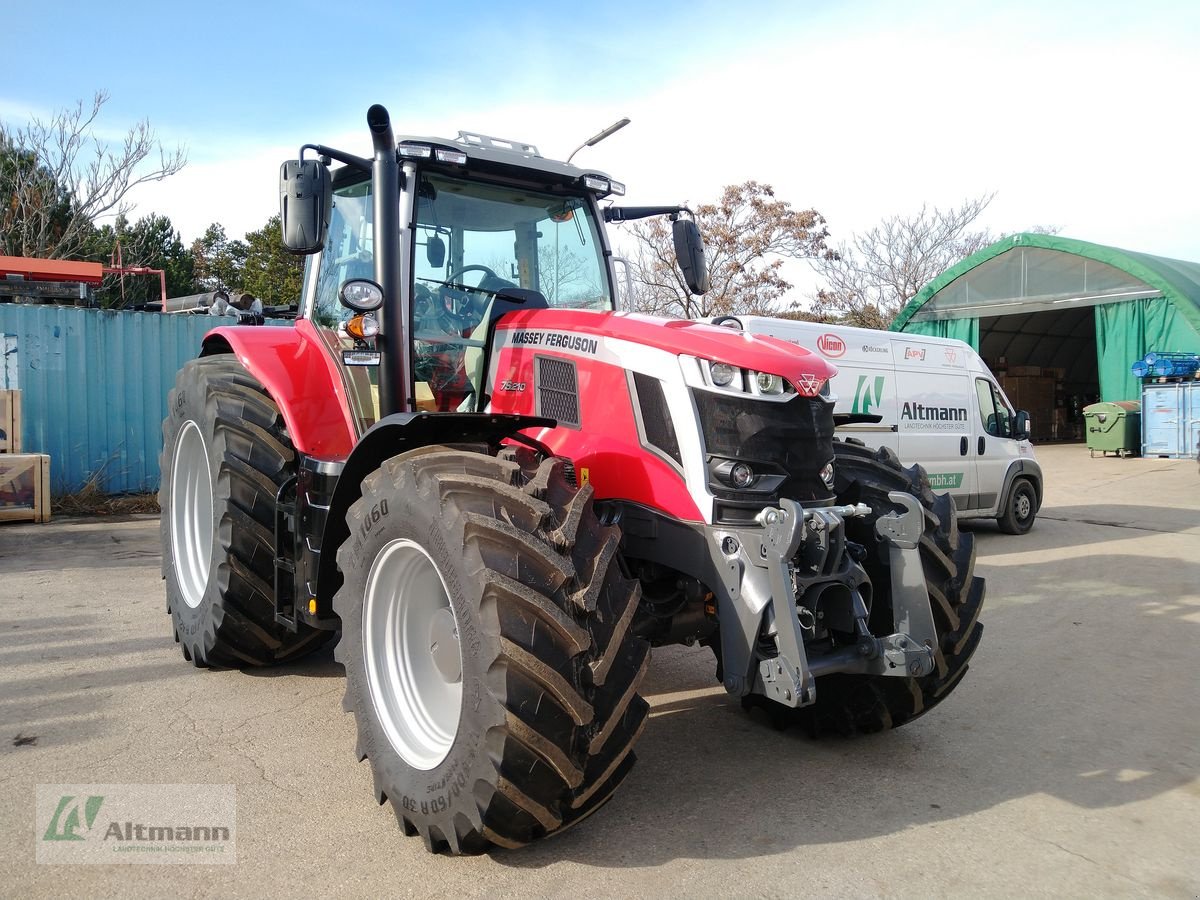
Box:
672, 218, 710, 295
279, 159, 332, 254
426, 234, 446, 268
1013, 410, 1030, 441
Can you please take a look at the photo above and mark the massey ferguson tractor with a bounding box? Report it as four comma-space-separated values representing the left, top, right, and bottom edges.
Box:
160, 105, 984, 854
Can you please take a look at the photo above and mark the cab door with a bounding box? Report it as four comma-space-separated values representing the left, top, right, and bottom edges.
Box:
972, 376, 1025, 513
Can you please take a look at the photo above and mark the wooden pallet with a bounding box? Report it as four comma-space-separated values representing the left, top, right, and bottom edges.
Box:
0, 389, 19, 454
0, 452, 50, 523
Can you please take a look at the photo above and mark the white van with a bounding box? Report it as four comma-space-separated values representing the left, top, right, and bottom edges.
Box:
709, 316, 1043, 533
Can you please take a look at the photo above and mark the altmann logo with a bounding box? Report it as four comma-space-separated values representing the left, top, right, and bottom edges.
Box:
44, 796, 104, 842
852, 375, 885, 415
42, 794, 231, 845
816, 333, 846, 357
37, 784, 237, 865
901, 402, 967, 422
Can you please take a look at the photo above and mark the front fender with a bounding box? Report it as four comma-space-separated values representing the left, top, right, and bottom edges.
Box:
200, 319, 357, 459
315, 412, 553, 607
999, 458, 1044, 510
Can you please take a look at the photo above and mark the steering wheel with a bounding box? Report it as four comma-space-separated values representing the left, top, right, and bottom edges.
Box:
446, 264, 498, 286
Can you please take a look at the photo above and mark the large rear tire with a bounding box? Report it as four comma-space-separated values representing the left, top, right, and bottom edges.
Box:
333, 447, 649, 854
159, 355, 332, 666
768, 440, 985, 736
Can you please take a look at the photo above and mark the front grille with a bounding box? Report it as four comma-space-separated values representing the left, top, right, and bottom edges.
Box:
536, 356, 580, 427
632, 372, 682, 466
691, 389, 835, 504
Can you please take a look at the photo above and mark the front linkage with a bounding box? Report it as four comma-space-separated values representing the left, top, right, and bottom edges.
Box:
705, 492, 938, 709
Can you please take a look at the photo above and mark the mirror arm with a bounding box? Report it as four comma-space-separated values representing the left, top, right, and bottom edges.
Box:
301, 143, 372, 174
604, 205, 692, 223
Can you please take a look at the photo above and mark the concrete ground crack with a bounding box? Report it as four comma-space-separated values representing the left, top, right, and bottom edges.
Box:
1038, 514, 1197, 536
1038, 837, 1152, 890
235, 743, 306, 801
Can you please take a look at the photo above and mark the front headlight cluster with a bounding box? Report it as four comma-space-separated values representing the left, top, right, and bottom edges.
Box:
705, 360, 791, 396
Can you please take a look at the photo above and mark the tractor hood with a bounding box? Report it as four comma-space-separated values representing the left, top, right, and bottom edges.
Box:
492, 309, 838, 396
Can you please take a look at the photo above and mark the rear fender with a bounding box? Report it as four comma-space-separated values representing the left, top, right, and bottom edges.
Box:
315, 412, 553, 609
200, 319, 357, 459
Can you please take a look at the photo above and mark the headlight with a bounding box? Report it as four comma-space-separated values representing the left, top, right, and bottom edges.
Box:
730, 462, 755, 488
709, 362, 738, 387
754, 371, 783, 394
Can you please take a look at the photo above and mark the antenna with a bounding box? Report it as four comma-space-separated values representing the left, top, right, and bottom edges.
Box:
566, 118, 630, 164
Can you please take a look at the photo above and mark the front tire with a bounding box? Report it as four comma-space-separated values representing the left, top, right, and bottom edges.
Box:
159, 355, 332, 666
997, 477, 1038, 534
334, 448, 649, 854
781, 441, 986, 736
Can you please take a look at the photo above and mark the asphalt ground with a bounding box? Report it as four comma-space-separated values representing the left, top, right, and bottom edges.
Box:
1, 444, 1197, 898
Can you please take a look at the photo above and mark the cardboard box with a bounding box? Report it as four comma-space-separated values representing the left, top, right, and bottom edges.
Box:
1, 389, 20, 453
0, 452, 50, 523
999, 375, 1056, 412
1006, 365, 1044, 377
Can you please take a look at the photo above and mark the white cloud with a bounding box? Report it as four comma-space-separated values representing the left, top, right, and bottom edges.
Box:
119, 0, 1200, 282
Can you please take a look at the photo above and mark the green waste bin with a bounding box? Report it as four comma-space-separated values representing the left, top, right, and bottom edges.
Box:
1083, 401, 1141, 457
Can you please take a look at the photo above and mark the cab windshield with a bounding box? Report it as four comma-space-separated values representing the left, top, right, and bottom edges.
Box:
412, 172, 612, 312
307, 169, 613, 421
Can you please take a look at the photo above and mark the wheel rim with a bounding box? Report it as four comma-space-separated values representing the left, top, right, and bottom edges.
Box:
170, 420, 214, 609
1016, 490, 1033, 521
363, 539, 463, 770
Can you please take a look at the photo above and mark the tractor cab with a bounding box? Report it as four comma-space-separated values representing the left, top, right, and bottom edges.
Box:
286, 128, 638, 430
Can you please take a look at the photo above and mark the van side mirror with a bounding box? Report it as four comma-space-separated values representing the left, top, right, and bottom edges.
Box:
279, 159, 332, 254
1013, 410, 1030, 441
672, 218, 710, 295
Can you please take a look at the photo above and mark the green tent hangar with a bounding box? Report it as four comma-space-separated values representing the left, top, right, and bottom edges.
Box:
891, 233, 1200, 439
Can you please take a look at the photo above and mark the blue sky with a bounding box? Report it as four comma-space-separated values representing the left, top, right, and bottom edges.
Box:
5, 0, 1200, 294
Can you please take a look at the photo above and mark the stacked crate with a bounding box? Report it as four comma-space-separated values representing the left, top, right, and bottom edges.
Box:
1, 363, 52, 523
997, 366, 1058, 442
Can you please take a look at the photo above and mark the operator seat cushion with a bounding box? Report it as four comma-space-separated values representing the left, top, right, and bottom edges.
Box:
459, 287, 550, 412
477, 274, 517, 296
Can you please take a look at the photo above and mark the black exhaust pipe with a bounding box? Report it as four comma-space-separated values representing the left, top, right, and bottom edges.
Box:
368, 104, 410, 416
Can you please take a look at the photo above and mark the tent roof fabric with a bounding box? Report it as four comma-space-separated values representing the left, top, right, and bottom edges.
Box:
891, 233, 1200, 336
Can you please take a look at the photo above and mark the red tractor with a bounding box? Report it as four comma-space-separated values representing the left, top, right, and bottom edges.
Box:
160, 105, 984, 854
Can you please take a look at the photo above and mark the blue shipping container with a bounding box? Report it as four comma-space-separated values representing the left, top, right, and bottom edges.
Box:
0, 305, 287, 494
1141, 381, 1200, 459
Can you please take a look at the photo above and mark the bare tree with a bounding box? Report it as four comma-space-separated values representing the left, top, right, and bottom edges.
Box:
0, 91, 186, 259
804, 193, 1050, 329
622, 181, 834, 319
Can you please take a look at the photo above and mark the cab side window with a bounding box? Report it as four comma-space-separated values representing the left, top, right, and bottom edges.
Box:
312, 182, 374, 327
975, 378, 1013, 438
989, 383, 1013, 438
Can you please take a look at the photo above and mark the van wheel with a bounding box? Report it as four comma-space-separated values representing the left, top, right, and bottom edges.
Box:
998, 477, 1038, 534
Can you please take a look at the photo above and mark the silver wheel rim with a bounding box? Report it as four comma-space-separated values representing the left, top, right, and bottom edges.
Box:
170, 420, 214, 609
1016, 492, 1032, 520
363, 538, 463, 770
